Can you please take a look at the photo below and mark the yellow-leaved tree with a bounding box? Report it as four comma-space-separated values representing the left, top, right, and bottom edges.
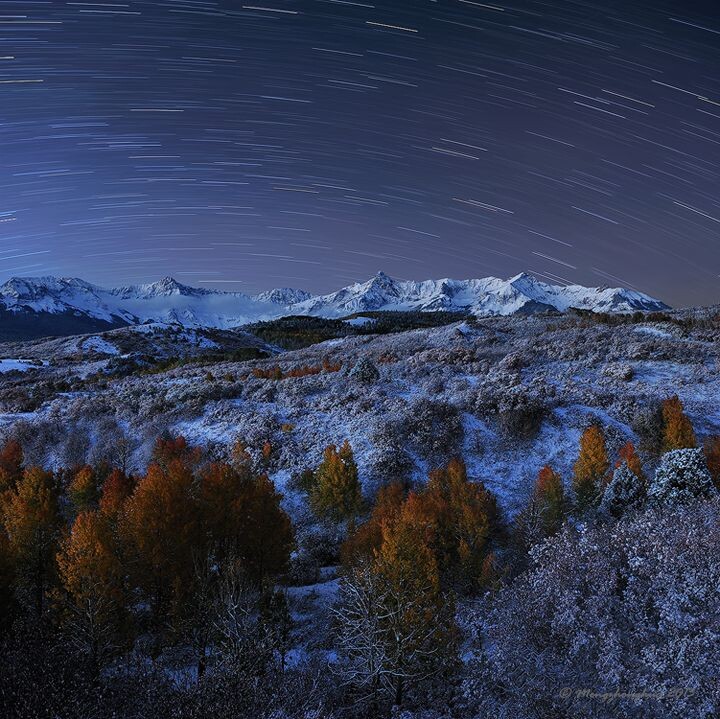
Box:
57, 509, 127, 673
572, 425, 609, 514
661, 395, 696, 452
310, 441, 362, 521
2, 466, 62, 617
335, 497, 457, 710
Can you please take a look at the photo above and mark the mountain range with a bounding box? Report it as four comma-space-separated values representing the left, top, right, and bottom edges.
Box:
0, 271, 670, 341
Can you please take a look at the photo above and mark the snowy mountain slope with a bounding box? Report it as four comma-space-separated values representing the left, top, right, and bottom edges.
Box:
0, 271, 669, 340
289, 271, 669, 317
252, 287, 313, 305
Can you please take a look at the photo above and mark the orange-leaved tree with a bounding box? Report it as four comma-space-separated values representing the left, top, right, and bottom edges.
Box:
533, 464, 566, 537
68, 465, 101, 513
151, 435, 203, 471
119, 455, 201, 635
98, 469, 136, 517
310, 441, 362, 521
615, 441, 647, 489
335, 497, 457, 708
200, 462, 293, 583
661, 395, 696, 452
0, 439, 24, 495
419, 457, 500, 590
340, 481, 405, 567
703, 435, 720, 490
2, 466, 62, 617
573, 425, 609, 514
57, 509, 128, 672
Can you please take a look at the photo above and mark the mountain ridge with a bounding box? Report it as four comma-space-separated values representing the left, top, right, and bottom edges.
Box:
0, 271, 670, 341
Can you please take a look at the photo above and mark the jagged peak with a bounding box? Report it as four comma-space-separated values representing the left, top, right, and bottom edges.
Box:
143, 276, 186, 293
0, 276, 100, 298
113, 276, 216, 299
507, 271, 538, 283
253, 287, 312, 305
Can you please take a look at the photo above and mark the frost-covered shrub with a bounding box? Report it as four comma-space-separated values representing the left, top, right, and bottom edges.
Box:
632, 401, 665, 455
497, 352, 525, 372
626, 342, 652, 360
496, 392, 547, 441
402, 399, 463, 462
487, 500, 720, 719
603, 362, 634, 382
648, 448, 716, 505
600, 461, 645, 518
367, 420, 414, 488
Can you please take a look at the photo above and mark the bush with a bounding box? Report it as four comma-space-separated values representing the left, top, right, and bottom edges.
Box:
404, 399, 464, 462
649, 448, 716, 505
347, 357, 380, 384
487, 500, 720, 719
497, 394, 547, 440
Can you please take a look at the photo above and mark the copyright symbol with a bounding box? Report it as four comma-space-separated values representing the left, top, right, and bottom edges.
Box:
560, 688, 573, 699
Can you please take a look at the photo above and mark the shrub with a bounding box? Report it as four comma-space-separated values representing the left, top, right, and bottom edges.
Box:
404, 399, 464, 462
497, 394, 547, 441
348, 357, 380, 384
488, 501, 720, 719
648, 448, 716, 505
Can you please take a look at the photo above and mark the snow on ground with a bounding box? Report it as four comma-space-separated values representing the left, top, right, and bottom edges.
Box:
0, 411, 37, 425
80, 335, 120, 355
633, 325, 674, 339
3, 311, 720, 518
0, 358, 45, 373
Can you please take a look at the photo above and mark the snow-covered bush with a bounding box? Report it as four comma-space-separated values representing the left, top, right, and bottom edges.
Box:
600, 461, 645, 518
486, 500, 720, 718
368, 420, 413, 488
402, 398, 464, 463
496, 391, 547, 441
603, 362, 634, 382
648, 448, 716, 505
631, 400, 665, 455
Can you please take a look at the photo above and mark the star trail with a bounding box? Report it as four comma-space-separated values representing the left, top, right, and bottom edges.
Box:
1, 0, 719, 306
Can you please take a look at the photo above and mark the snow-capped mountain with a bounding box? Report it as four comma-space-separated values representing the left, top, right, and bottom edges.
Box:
289, 271, 669, 317
0, 271, 669, 341
252, 287, 313, 305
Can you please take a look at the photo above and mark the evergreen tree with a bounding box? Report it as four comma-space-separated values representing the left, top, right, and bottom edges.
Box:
260, 587, 293, 670
600, 461, 646, 518
648, 448, 716, 505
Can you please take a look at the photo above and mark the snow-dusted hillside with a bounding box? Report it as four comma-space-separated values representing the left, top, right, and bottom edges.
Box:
0, 271, 669, 340
0, 308, 716, 516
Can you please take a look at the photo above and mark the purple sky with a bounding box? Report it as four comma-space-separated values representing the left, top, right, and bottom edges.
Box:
1, 0, 719, 307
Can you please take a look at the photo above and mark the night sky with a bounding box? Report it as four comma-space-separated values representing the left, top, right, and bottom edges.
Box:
1, 1, 719, 307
